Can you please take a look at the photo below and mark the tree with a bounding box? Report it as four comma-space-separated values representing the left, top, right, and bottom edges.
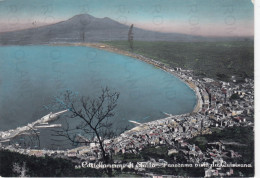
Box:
128, 24, 134, 51
79, 15, 91, 42
53, 87, 120, 175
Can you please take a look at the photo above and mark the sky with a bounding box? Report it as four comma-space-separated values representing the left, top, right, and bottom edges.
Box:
0, 0, 254, 37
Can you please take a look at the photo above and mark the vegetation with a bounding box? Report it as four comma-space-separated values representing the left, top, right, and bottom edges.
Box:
113, 145, 204, 177
0, 149, 103, 177
105, 41, 254, 81
0, 149, 144, 177
188, 127, 254, 156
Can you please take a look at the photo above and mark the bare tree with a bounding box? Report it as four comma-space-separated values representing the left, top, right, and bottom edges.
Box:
53, 87, 120, 174
128, 24, 134, 51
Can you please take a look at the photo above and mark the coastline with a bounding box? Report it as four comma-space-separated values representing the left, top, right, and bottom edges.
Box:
50, 42, 202, 114
0, 42, 202, 146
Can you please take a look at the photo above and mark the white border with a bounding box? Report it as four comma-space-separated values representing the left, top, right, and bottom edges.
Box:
255, 1, 259, 177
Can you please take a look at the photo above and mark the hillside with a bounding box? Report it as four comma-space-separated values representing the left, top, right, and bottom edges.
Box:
105, 41, 254, 81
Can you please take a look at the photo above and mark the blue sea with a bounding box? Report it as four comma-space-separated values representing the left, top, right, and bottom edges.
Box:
0, 46, 196, 148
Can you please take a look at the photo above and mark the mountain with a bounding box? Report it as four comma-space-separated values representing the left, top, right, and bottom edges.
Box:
0, 14, 250, 45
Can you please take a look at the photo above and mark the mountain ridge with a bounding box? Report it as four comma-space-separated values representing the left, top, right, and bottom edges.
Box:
0, 13, 252, 45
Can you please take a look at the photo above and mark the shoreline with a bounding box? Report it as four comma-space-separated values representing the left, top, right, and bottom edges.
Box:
50, 42, 202, 114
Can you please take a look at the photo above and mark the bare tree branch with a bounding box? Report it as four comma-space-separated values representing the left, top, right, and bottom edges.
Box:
52, 87, 122, 176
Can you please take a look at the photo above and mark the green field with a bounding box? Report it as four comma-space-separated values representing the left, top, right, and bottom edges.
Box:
105, 41, 254, 81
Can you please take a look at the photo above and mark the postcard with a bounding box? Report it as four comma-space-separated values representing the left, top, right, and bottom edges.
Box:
0, 0, 254, 177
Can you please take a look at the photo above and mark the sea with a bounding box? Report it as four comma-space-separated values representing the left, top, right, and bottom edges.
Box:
0, 46, 196, 148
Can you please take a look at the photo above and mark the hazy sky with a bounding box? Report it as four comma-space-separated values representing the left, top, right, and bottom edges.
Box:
0, 0, 254, 37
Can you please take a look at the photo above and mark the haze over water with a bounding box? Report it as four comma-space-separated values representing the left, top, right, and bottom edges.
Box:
0, 46, 196, 146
